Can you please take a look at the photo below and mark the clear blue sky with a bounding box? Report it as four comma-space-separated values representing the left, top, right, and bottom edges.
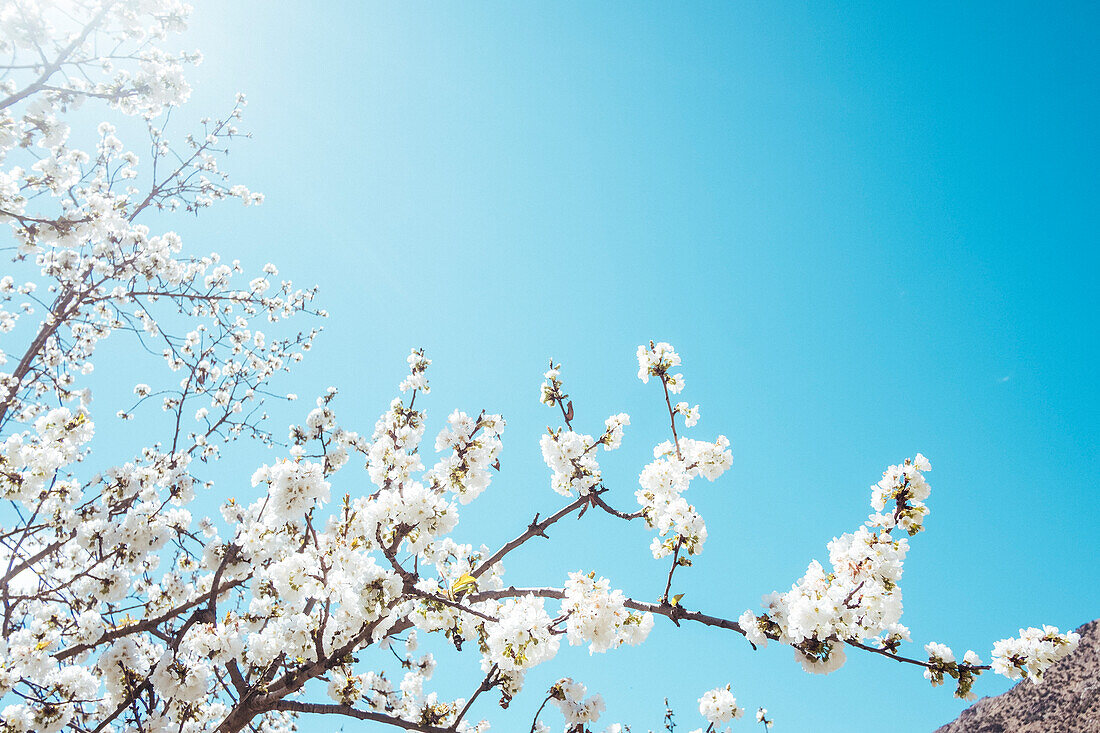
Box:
100, 2, 1100, 730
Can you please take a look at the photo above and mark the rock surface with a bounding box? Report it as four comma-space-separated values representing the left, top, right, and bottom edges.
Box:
934, 619, 1100, 732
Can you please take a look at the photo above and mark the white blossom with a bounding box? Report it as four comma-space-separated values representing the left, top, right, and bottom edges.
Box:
991, 626, 1080, 683
699, 684, 744, 724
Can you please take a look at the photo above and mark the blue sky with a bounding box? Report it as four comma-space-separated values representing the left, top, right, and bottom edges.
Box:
93, 2, 1099, 730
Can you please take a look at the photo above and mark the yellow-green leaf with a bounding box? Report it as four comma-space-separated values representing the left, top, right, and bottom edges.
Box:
451, 573, 478, 598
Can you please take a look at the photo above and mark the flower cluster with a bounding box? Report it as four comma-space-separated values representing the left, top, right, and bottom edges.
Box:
485, 597, 560, 672
636, 438, 733, 559
427, 410, 505, 504
562, 572, 654, 653
540, 362, 565, 406
547, 678, 607, 728
603, 413, 630, 450
251, 459, 330, 520
674, 401, 701, 427
991, 626, 1080, 683
637, 341, 685, 393
401, 348, 432, 393
541, 428, 605, 497
699, 684, 744, 725
743, 457, 932, 675
867, 454, 932, 536
0, 407, 92, 502
921, 642, 984, 699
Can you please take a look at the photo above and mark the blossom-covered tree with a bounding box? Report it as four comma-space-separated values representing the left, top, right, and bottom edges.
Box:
0, 2, 1080, 732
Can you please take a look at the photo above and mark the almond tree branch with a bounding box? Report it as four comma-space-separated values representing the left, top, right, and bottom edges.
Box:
464, 586, 993, 672
471, 488, 639, 581
269, 701, 453, 733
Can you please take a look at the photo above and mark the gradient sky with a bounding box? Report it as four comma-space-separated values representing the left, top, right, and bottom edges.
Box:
87, 2, 1100, 731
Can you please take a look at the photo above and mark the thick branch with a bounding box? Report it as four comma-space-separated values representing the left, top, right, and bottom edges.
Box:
270, 701, 453, 733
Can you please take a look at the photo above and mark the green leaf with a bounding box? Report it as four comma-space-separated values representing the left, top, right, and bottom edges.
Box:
450, 573, 478, 598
